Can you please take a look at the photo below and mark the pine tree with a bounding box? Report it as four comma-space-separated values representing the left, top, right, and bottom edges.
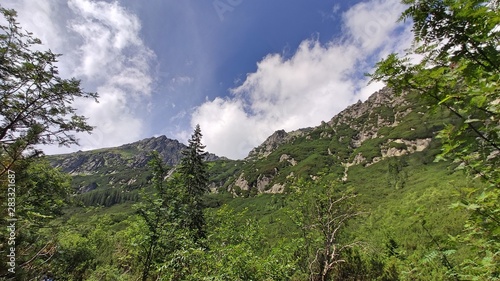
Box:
179, 124, 209, 242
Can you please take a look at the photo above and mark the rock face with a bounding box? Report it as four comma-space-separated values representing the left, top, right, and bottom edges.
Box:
247, 130, 289, 159
49, 135, 220, 176
381, 138, 432, 158
233, 173, 250, 191
328, 87, 410, 148
247, 128, 311, 159
279, 154, 297, 166
221, 87, 448, 194
52, 86, 449, 200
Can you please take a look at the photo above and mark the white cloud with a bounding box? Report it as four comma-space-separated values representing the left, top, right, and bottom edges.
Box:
191, 98, 266, 158
190, 0, 410, 159
343, 0, 406, 53
3, 0, 155, 153
66, 0, 154, 149
72, 85, 143, 150
1, 1, 64, 51
68, 0, 147, 78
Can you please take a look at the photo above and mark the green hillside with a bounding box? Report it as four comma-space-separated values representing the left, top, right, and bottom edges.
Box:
1, 0, 498, 280
4, 86, 492, 281
18, 87, 483, 280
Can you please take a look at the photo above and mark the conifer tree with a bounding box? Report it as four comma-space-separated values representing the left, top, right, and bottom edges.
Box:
179, 124, 209, 242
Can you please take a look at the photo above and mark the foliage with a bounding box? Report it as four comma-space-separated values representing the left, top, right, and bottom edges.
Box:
158, 205, 303, 281
0, 7, 97, 176
387, 157, 408, 189
134, 151, 186, 281
76, 188, 140, 207
0, 9, 95, 275
288, 182, 366, 281
3, 2, 500, 280
8, 150, 480, 280
0, 159, 72, 279
179, 124, 209, 242
16, 159, 71, 221
370, 0, 500, 278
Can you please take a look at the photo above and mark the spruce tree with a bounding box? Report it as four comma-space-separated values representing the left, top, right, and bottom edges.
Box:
179, 124, 209, 242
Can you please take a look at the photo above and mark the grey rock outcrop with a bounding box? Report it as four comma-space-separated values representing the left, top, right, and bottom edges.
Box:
49, 135, 220, 176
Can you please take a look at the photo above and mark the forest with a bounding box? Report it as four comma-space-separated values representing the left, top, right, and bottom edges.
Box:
0, 0, 499, 280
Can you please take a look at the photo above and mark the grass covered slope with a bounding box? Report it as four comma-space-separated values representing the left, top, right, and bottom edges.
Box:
29, 85, 486, 280
50, 146, 479, 280
213, 88, 457, 196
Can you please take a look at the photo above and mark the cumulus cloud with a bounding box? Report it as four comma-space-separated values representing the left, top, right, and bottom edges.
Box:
67, 0, 155, 151
1, 1, 64, 51
343, 0, 407, 53
191, 0, 410, 159
3, 0, 155, 153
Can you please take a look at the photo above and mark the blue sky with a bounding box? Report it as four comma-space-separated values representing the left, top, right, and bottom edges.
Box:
3, 0, 412, 159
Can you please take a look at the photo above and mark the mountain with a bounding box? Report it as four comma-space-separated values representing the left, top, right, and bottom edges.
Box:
48, 135, 219, 194
48, 86, 455, 205
46, 86, 478, 279
209, 87, 453, 196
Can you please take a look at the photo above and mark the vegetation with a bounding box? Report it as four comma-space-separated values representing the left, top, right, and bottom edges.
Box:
0, 7, 97, 176
135, 152, 171, 281
370, 0, 500, 278
179, 124, 210, 242
0, 6, 95, 280
1, 0, 498, 280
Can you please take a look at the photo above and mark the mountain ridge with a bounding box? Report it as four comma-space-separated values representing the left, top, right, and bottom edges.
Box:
48, 86, 455, 202
209, 87, 452, 195
49, 135, 220, 175
47, 135, 220, 195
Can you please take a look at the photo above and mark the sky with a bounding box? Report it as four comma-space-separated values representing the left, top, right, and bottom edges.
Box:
2, 0, 413, 159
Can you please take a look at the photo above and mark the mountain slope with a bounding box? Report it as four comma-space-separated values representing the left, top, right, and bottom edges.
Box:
48, 135, 219, 195
208, 87, 455, 195
51, 87, 480, 279
49, 86, 456, 204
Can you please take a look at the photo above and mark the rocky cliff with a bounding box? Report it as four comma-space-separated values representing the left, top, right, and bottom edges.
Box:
212, 87, 452, 195
246, 128, 312, 159
50, 87, 453, 203
48, 135, 220, 194
50, 135, 219, 175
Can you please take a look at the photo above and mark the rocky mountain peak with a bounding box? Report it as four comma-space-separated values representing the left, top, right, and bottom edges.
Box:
328, 87, 407, 127
221, 86, 446, 195
246, 130, 287, 159
49, 135, 219, 175
246, 128, 311, 160
246, 87, 405, 161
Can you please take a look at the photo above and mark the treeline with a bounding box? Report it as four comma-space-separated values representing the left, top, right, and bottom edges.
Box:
76, 189, 140, 207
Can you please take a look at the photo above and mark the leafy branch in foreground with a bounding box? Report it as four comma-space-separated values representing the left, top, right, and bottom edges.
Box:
370, 0, 499, 278
0, 6, 98, 176
135, 152, 186, 281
